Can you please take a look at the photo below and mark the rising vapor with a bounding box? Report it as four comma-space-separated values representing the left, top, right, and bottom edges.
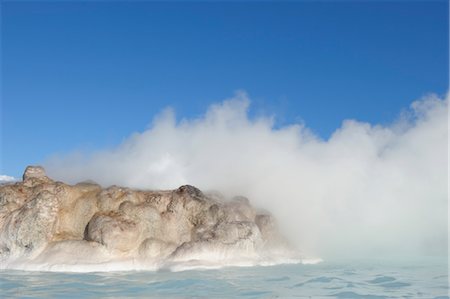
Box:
45, 92, 448, 258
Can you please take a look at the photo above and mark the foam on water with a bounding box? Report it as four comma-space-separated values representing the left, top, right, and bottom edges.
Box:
0, 240, 321, 273
1, 255, 321, 273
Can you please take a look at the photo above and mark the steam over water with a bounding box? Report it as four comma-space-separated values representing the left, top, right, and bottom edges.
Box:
45, 92, 448, 259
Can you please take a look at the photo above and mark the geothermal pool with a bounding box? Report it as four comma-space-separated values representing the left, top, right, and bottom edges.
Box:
1, 162, 447, 298
1, 257, 447, 298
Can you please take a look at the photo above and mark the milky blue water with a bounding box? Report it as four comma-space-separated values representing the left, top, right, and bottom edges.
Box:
1, 258, 447, 298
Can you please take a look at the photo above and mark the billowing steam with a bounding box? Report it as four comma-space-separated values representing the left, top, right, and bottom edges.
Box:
45, 92, 448, 258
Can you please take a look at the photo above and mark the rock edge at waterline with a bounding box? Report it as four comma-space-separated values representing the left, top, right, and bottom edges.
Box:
0, 166, 303, 272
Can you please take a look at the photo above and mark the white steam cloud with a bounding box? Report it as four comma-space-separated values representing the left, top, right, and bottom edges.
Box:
45, 92, 448, 258
0, 175, 17, 184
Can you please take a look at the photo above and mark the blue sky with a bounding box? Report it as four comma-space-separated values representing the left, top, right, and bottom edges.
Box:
1, 1, 448, 177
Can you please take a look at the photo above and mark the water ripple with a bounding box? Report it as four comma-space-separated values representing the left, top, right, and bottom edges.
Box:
0, 258, 447, 298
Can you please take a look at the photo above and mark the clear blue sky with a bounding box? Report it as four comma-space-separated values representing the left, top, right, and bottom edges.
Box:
1, 1, 448, 177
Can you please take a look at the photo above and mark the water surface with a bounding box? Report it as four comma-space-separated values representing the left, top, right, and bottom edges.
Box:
1, 257, 447, 298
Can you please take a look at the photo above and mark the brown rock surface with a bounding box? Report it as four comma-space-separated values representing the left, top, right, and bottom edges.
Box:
0, 166, 298, 270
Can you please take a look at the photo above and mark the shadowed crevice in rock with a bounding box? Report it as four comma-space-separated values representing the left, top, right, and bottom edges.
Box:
0, 166, 301, 271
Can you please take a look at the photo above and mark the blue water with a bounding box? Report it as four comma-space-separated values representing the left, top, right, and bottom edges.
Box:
1, 258, 447, 298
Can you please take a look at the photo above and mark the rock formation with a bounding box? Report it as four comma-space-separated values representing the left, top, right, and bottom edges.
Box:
0, 166, 300, 271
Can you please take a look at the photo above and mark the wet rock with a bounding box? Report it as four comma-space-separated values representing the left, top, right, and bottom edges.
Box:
0, 166, 298, 268
139, 238, 177, 259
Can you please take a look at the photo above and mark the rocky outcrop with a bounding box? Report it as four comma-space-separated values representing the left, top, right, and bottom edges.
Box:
0, 166, 299, 271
